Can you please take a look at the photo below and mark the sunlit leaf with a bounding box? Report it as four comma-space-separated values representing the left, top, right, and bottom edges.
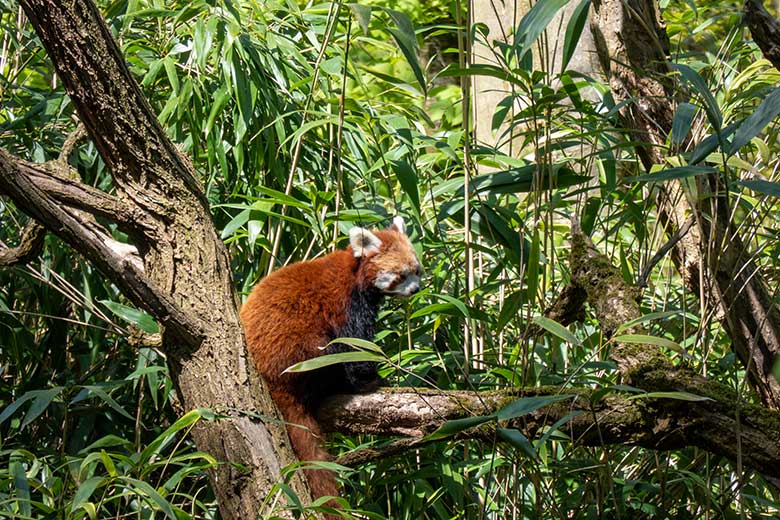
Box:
626, 165, 716, 183
533, 316, 581, 346
100, 300, 159, 333
728, 87, 780, 155
514, 0, 571, 64
628, 391, 712, 402
283, 351, 384, 373
561, 0, 590, 73
425, 415, 495, 441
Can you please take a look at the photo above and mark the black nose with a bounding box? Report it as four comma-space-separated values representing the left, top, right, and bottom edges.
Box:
410, 284, 420, 295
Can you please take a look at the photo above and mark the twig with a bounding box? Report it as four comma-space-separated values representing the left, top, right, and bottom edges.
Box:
0, 221, 46, 266
637, 216, 695, 288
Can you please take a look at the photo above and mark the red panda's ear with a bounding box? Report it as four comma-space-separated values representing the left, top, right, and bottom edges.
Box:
349, 227, 382, 257
390, 216, 406, 235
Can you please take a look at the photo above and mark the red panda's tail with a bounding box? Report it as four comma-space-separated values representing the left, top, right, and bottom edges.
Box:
272, 390, 340, 508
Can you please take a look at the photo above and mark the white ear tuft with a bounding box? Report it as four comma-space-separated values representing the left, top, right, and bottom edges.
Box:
349, 227, 382, 257
391, 216, 406, 235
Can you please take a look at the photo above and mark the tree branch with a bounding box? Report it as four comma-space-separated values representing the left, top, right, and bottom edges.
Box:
319, 385, 780, 479
0, 149, 205, 347
3, 152, 146, 228
591, 0, 780, 408
0, 220, 45, 267
745, 0, 780, 71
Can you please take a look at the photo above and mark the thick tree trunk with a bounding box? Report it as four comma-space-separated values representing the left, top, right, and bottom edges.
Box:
0, 2, 312, 518
590, 0, 780, 408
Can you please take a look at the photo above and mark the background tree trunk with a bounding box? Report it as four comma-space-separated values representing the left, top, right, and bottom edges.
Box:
590, 0, 780, 408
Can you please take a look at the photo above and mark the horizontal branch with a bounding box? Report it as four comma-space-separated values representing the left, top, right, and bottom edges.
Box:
320, 222, 780, 479
319, 384, 780, 479
0, 150, 205, 347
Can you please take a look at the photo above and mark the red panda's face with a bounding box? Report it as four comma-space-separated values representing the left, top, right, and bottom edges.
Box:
349, 217, 421, 297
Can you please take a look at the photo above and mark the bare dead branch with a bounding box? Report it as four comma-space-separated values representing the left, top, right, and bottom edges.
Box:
638, 216, 695, 288
0, 220, 45, 266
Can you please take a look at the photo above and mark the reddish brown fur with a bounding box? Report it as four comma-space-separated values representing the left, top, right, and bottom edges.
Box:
240, 227, 416, 512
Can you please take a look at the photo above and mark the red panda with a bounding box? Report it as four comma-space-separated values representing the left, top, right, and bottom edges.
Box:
240, 217, 421, 509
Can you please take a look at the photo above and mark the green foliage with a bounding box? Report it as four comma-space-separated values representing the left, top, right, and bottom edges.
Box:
2, 0, 780, 518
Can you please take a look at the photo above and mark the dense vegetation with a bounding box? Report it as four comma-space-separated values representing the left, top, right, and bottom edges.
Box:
2, 0, 780, 518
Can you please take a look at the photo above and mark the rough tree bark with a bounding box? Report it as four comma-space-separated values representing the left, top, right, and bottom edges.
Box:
0, 2, 311, 519
745, 0, 780, 70
590, 0, 780, 408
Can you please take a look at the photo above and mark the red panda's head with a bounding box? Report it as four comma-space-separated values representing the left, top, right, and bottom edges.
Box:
349, 217, 421, 297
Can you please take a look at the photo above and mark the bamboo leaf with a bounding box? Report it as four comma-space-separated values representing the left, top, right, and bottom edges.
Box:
514, 0, 571, 64
532, 316, 581, 346
671, 102, 697, 145
100, 300, 159, 334
497, 427, 538, 460
325, 337, 384, 354
561, 0, 590, 73
119, 477, 177, 519
21, 387, 63, 429
70, 477, 105, 514
11, 455, 31, 517
496, 394, 572, 421
380, 8, 426, 94
614, 334, 689, 357
392, 159, 420, 210
736, 179, 780, 198
349, 4, 372, 35
674, 64, 722, 130
626, 165, 716, 183
628, 391, 713, 402
283, 351, 384, 373
425, 415, 495, 441
728, 87, 780, 155
79, 385, 135, 421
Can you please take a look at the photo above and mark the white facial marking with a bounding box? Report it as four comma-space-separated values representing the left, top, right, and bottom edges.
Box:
385, 274, 420, 297
349, 227, 382, 257
392, 216, 406, 235
374, 272, 398, 290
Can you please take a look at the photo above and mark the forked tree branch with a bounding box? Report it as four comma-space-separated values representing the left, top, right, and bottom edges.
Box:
0, 220, 45, 266
2, 152, 144, 227
0, 149, 205, 346
3, 2, 314, 517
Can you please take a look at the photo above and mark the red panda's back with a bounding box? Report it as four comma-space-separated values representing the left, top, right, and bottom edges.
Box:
240, 250, 358, 387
